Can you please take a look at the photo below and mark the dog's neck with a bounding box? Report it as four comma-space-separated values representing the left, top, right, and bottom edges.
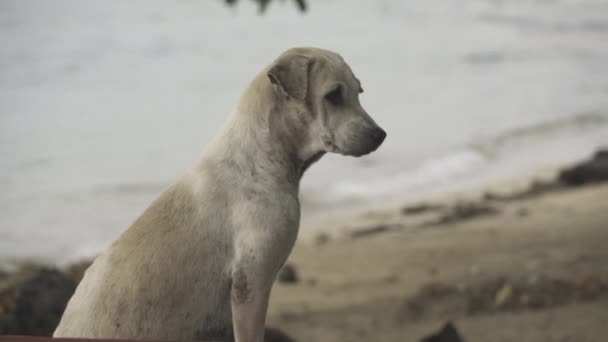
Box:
202, 75, 325, 188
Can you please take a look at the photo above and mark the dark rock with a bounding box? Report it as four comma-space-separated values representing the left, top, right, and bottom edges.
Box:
265, 326, 296, 342
594, 149, 608, 159
0, 318, 11, 334
559, 149, 608, 186
277, 264, 298, 284
420, 322, 465, 342
9, 268, 76, 336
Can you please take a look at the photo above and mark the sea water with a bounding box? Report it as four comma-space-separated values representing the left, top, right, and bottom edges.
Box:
1, 0, 607, 262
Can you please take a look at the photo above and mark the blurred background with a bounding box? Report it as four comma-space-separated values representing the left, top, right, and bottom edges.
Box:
1, 1, 608, 340
1, 0, 607, 262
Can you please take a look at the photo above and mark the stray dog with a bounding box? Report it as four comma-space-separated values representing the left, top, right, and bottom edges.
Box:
54, 47, 386, 342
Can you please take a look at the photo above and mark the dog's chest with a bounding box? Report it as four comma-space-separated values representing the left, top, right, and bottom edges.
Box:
232, 185, 300, 250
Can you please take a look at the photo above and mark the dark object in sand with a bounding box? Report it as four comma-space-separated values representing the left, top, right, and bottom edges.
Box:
349, 224, 392, 238
402, 203, 443, 215
277, 264, 299, 284
420, 322, 465, 342
559, 149, 608, 186
399, 274, 608, 323
314, 233, 330, 246
6, 268, 76, 336
265, 326, 297, 342
428, 202, 499, 226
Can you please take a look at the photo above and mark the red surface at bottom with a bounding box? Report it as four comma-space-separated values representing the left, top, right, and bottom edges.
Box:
0, 337, 162, 342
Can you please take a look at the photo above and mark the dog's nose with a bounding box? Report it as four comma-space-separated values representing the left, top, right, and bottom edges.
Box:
371, 128, 387, 145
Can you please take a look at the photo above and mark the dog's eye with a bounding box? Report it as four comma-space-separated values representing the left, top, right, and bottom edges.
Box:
325, 87, 343, 106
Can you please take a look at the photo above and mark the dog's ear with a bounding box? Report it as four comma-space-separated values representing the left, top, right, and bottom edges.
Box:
267, 55, 313, 101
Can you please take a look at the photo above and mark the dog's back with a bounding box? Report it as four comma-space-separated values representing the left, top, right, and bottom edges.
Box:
54, 178, 236, 340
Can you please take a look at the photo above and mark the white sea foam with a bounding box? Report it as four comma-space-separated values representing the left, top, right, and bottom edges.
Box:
323, 149, 487, 201
301, 112, 608, 219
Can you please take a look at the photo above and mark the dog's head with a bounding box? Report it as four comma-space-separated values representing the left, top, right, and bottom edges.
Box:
268, 47, 386, 158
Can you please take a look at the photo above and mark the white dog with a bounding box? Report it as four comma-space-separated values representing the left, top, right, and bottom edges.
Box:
54, 47, 386, 342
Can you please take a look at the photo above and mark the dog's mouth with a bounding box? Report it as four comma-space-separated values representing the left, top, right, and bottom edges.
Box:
321, 134, 344, 154
322, 139, 342, 154
326, 129, 386, 157
344, 144, 382, 157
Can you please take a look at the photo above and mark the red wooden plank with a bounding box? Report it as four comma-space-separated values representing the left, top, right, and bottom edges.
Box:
0, 337, 164, 342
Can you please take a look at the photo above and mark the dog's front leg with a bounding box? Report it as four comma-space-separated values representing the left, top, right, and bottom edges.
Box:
230, 247, 276, 342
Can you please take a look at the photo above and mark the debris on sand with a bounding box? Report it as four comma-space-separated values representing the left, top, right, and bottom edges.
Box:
349, 224, 397, 239
483, 178, 562, 202
493, 283, 513, 308
398, 274, 608, 322
350, 201, 500, 238
425, 202, 500, 226
402, 203, 444, 215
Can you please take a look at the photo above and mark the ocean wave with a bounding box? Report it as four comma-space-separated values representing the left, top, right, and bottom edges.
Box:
479, 11, 608, 34
306, 149, 488, 204
471, 112, 608, 157
302, 112, 608, 210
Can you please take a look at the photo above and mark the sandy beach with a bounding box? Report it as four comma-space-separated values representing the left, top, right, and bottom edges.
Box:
2, 155, 608, 341
265, 170, 608, 341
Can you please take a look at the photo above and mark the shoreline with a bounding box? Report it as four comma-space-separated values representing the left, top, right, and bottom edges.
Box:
299, 163, 561, 243
0, 165, 567, 268
0, 147, 604, 266
269, 172, 608, 341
